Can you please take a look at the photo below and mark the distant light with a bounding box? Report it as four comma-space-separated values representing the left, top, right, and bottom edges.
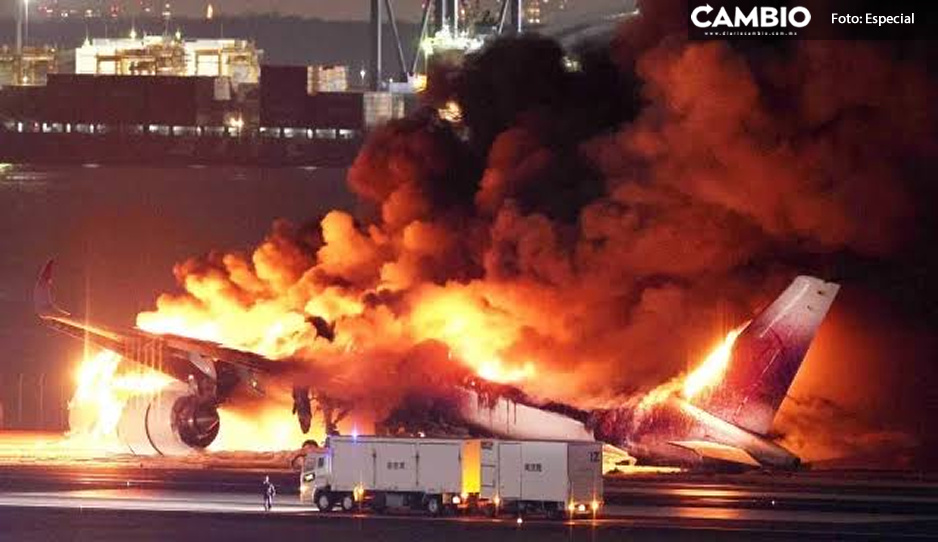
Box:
451, 496, 461, 505
516, 517, 523, 525
206, 3, 213, 20
226, 115, 244, 130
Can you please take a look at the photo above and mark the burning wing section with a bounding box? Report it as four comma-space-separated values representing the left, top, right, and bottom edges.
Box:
34, 260, 289, 454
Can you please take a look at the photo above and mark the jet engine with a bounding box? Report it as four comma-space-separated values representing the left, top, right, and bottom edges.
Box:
116, 382, 220, 455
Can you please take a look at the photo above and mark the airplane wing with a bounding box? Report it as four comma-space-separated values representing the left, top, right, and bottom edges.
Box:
669, 440, 761, 467
34, 260, 290, 388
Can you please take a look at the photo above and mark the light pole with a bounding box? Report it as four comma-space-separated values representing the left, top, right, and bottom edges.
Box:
15, 0, 22, 53
23, 0, 30, 49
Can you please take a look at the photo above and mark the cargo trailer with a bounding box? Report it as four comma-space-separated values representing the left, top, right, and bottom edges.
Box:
479, 439, 603, 518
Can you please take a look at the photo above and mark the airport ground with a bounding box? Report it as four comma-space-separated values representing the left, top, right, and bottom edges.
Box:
0, 462, 936, 541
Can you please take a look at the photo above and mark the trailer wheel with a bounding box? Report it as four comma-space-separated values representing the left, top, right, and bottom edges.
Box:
426, 496, 442, 516
372, 494, 387, 514
545, 503, 563, 520
316, 491, 333, 512
341, 494, 355, 512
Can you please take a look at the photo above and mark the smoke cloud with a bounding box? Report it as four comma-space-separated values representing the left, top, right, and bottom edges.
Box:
137, 1, 937, 465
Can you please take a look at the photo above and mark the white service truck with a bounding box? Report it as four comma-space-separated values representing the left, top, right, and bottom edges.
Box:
300, 436, 481, 515
300, 436, 603, 518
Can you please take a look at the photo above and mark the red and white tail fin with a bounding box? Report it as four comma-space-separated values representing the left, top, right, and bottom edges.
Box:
696, 276, 839, 436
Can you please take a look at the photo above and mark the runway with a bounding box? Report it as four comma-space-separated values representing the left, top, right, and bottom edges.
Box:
0, 465, 936, 540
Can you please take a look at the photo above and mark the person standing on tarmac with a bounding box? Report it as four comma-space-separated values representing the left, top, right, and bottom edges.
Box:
263, 475, 277, 511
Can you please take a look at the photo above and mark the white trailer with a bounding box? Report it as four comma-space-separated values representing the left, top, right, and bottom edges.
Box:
479, 439, 603, 518
300, 436, 481, 515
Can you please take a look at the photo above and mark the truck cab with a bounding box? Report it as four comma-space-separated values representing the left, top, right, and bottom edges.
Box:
299, 448, 330, 506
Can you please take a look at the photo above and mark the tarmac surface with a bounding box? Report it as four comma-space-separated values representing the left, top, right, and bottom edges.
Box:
0, 464, 936, 540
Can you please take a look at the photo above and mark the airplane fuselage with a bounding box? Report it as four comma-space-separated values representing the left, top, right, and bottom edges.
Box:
617, 396, 800, 469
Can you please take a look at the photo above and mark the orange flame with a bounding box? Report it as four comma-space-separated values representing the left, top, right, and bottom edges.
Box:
212, 405, 323, 453
67, 350, 173, 446
681, 326, 744, 400
638, 323, 747, 412
66, 350, 322, 454
408, 286, 537, 384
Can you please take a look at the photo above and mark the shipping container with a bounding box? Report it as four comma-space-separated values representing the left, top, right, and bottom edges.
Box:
259, 65, 307, 126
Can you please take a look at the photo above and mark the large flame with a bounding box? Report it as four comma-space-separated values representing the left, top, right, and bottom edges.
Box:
681, 326, 744, 400
637, 324, 746, 412
68, 350, 173, 440
65, 349, 326, 454
212, 405, 323, 453
63, 309, 749, 455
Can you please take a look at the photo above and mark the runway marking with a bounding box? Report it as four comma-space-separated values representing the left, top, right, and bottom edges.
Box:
0, 490, 936, 528
605, 486, 938, 504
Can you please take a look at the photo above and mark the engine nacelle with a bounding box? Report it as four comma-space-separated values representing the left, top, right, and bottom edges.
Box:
116, 382, 220, 455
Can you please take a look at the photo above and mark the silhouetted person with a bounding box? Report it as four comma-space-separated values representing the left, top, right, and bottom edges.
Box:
263, 475, 276, 511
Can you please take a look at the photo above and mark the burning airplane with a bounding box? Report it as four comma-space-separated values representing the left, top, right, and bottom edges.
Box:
36, 260, 837, 469
32, 1, 927, 469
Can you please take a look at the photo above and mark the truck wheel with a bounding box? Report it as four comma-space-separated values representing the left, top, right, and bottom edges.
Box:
545, 504, 563, 520
316, 491, 332, 512
426, 496, 442, 516
341, 494, 355, 512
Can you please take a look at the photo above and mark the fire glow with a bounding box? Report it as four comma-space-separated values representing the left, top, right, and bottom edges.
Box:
63, 319, 747, 454
682, 326, 744, 400
68, 350, 172, 442
637, 325, 746, 413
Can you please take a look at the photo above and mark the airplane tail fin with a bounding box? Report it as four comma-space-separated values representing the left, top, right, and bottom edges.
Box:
34, 259, 70, 318
696, 276, 839, 436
